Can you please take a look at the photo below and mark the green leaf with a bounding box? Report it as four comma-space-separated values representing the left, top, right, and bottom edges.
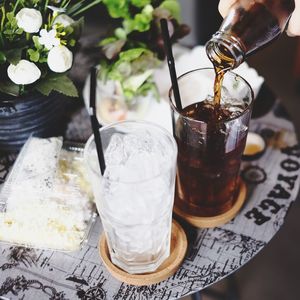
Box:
123, 69, 153, 92
16, 28, 23, 35
123, 5, 153, 33
35, 74, 78, 97
137, 81, 159, 100
131, 0, 151, 8
39, 56, 48, 63
32, 36, 42, 50
114, 28, 127, 40
134, 14, 152, 32
103, 0, 129, 19
107, 68, 122, 82
69, 39, 76, 47
123, 89, 134, 100
119, 48, 148, 62
3, 29, 13, 35
28, 49, 40, 62
98, 60, 111, 82
99, 37, 117, 47
0, 81, 20, 96
114, 61, 131, 78
131, 51, 160, 73
0, 52, 6, 64
11, 19, 17, 27
6, 12, 14, 22
64, 26, 74, 35
159, 0, 181, 21
4, 48, 23, 64
122, 19, 132, 33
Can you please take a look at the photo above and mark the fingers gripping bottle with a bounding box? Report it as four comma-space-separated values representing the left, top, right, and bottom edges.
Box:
206, 0, 295, 70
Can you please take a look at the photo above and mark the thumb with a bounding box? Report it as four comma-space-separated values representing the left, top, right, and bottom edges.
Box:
287, 0, 300, 36
218, 0, 238, 17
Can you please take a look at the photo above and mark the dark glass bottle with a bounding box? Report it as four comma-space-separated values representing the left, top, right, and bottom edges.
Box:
206, 0, 295, 69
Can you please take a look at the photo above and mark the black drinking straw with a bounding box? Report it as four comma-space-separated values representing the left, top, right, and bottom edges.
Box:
89, 67, 106, 175
160, 18, 182, 111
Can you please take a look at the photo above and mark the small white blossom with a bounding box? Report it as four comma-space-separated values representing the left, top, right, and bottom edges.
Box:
39, 29, 60, 50
47, 45, 73, 73
16, 8, 43, 33
7, 60, 41, 85
54, 14, 74, 27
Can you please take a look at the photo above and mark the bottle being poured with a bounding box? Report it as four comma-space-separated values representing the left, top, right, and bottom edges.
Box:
206, 0, 295, 106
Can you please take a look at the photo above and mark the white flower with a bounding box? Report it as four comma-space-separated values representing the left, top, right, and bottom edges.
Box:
47, 45, 73, 73
16, 8, 43, 33
7, 60, 41, 85
39, 29, 60, 50
54, 14, 74, 27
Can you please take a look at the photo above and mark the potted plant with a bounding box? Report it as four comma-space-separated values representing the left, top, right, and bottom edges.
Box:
87, 0, 189, 124
0, 0, 101, 152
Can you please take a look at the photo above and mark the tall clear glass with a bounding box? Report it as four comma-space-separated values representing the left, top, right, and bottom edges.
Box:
169, 68, 254, 218
84, 121, 177, 274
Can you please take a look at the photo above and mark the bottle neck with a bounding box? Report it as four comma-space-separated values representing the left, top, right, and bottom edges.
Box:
206, 31, 246, 70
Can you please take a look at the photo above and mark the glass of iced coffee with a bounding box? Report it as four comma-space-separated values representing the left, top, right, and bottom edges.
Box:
84, 120, 177, 274
169, 68, 253, 219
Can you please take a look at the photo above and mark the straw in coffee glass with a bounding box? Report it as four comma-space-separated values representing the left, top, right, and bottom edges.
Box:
160, 18, 182, 111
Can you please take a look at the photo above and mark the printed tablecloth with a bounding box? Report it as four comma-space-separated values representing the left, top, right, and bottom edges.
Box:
0, 91, 299, 300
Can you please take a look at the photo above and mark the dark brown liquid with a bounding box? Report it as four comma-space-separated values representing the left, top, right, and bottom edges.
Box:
182, 0, 294, 217
213, 67, 226, 106
175, 101, 247, 217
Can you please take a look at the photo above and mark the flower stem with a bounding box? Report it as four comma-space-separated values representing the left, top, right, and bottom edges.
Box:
71, 0, 102, 17
1, 6, 6, 31
67, 1, 86, 16
19, 85, 25, 96
61, 0, 71, 8
13, 0, 23, 13
0, 33, 4, 48
44, 0, 49, 15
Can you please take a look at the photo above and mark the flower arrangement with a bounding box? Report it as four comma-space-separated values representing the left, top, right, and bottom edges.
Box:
0, 0, 101, 97
98, 0, 189, 102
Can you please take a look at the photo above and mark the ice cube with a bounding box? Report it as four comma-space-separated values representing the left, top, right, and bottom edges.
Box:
123, 130, 154, 155
100, 128, 174, 226
126, 152, 161, 181
104, 133, 126, 165
225, 118, 248, 152
220, 85, 231, 102
222, 97, 247, 118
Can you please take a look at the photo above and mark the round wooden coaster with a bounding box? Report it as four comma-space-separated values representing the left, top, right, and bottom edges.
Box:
173, 180, 247, 228
99, 219, 187, 286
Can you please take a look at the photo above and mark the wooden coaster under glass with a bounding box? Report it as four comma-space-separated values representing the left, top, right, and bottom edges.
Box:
99, 219, 187, 286
173, 180, 247, 228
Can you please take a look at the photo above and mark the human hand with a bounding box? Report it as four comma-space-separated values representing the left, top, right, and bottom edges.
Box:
218, 0, 300, 36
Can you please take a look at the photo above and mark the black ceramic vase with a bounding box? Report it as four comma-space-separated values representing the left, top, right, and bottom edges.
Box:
0, 92, 70, 152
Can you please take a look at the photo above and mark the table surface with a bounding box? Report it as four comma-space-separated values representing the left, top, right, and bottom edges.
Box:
0, 85, 299, 300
